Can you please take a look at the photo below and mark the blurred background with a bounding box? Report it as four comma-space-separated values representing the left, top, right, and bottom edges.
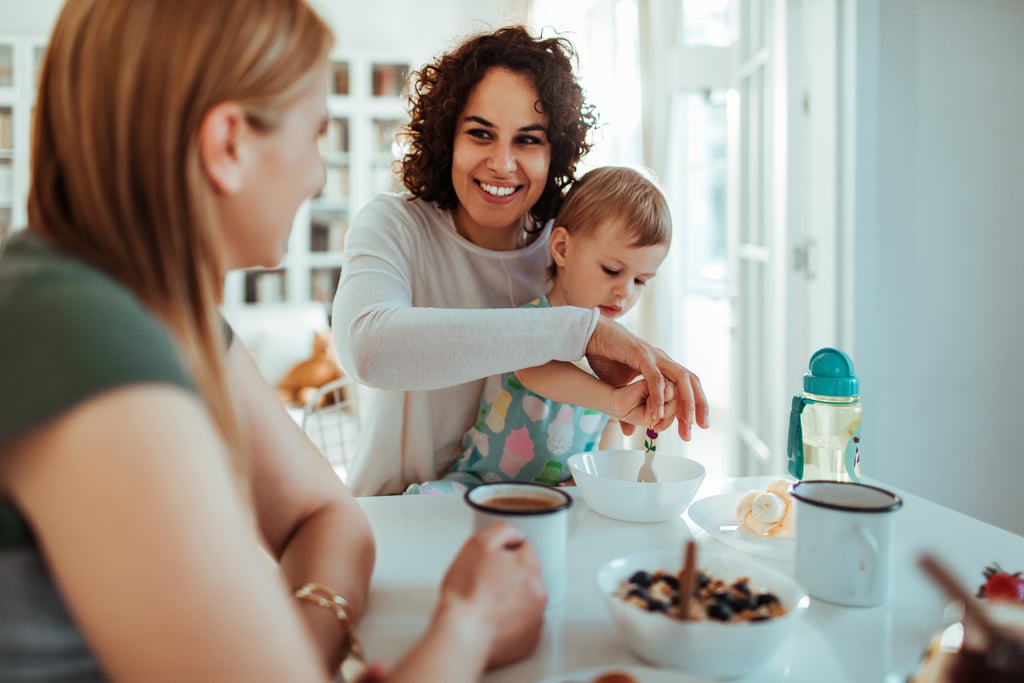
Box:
2, 0, 1022, 535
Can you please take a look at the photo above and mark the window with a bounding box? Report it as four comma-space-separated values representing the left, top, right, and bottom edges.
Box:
681, 0, 732, 47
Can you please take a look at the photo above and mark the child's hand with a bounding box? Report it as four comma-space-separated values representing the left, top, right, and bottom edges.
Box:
608, 379, 678, 427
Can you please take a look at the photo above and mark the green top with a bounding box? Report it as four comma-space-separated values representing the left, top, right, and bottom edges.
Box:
0, 230, 197, 548
0, 230, 205, 680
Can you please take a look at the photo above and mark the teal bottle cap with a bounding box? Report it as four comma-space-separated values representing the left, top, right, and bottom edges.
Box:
803, 347, 859, 397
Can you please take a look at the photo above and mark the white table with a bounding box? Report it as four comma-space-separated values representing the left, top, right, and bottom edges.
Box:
355, 477, 1024, 682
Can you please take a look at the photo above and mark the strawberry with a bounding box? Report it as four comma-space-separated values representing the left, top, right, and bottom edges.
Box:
976, 563, 1024, 603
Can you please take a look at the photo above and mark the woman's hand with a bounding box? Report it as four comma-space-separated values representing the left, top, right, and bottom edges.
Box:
381, 522, 545, 683
439, 522, 546, 668
586, 316, 709, 440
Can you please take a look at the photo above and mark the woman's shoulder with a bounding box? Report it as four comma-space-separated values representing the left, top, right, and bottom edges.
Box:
352, 193, 447, 228
0, 232, 196, 448
1, 232, 170, 335
346, 193, 454, 257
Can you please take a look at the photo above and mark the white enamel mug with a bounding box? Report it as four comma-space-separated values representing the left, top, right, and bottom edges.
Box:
464, 482, 573, 606
791, 481, 903, 607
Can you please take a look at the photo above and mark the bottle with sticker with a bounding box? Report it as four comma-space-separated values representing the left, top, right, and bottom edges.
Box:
787, 347, 863, 482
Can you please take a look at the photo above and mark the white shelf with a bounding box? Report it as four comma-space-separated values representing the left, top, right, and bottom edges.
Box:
0, 38, 412, 310
0, 34, 45, 242
225, 51, 414, 315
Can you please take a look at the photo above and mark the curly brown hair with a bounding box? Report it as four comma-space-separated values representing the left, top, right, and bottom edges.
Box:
399, 25, 598, 224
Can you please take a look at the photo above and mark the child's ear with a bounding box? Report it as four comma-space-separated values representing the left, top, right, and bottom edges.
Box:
550, 225, 571, 267
198, 102, 248, 195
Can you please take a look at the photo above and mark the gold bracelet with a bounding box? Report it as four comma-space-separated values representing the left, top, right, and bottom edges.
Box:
293, 582, 364, 664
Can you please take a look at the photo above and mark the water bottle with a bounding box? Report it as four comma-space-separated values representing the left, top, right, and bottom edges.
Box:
787, 347, 862, 482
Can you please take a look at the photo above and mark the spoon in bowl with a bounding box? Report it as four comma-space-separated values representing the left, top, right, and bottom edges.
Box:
637, 427, 658, 483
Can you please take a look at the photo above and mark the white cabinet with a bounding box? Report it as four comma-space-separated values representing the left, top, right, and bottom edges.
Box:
0, 35, 45, 241
223, 53, 414, 317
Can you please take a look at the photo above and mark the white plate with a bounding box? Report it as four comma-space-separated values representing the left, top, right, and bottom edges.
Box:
686, 493, 795, 560
536, 665, 708, 683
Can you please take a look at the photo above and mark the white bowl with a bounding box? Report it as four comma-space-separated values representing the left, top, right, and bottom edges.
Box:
567, 450, 706, 522
596, 547, 809, 679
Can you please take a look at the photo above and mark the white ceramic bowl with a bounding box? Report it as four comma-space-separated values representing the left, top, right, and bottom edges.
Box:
567, 450, 706, 522
596, 547, 809, 679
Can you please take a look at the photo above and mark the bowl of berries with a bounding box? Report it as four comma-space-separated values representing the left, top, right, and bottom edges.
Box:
596, 544, 809, 679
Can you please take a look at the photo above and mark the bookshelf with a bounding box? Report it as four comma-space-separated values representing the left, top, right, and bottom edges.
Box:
0, 36, 45, 242
223, 53, 413, 317
0, 38, 412, 320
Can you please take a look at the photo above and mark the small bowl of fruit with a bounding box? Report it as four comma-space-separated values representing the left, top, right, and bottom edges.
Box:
596, 543, 809, 679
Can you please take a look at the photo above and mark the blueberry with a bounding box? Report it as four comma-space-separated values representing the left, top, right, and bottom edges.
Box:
695, 571, 710, 589
626, 587, 650, 601
732, 580, 751, 595
707, 602, 733, 621
628, 571, 652, 587
646, 599, 669, 613
733, 596, 758, 612
756, 593, 780, 607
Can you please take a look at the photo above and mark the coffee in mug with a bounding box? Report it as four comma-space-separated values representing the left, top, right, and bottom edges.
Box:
465, 482, 572, 606
480, 495, 563, 512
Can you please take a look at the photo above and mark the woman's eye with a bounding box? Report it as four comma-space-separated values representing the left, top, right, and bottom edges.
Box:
516, 134, 543, 145
467, 128, 493, 140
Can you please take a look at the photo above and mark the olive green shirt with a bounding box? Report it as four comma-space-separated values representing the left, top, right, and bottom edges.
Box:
0, 230, 197, 680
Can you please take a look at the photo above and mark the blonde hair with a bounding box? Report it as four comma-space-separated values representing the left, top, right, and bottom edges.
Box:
28, 0, 334, 470
549, 166, 672, 279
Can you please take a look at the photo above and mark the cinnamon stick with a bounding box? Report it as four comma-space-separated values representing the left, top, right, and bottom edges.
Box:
678, 539, 698, 618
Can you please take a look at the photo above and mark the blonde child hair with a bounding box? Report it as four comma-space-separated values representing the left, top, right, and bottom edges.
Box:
548, 165, 672, 280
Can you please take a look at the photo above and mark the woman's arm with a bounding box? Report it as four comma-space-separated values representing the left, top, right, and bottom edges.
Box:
332, 197, 599, 391
0, 386, 330, 682
226, 337, 375, 673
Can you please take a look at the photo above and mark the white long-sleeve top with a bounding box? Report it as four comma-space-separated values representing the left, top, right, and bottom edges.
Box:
332, 193, 600, 495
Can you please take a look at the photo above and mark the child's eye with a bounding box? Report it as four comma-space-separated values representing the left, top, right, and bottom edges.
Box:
635, 278, 648, 287
602, 266, 620, 276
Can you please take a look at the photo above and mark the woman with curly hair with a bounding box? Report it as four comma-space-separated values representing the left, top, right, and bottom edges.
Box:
332, 26, 709, 497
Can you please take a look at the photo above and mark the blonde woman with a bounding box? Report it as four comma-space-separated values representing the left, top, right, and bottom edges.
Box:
0, 1, 543, 681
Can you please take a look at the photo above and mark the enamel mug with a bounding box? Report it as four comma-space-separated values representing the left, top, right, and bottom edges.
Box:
791, 480, 902, 607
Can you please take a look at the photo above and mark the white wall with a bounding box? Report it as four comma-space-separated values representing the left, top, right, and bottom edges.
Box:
0, 0, 526, 55
854, 0, 1024, 535
0, 0, 63, 36
316, 0, 526, 59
